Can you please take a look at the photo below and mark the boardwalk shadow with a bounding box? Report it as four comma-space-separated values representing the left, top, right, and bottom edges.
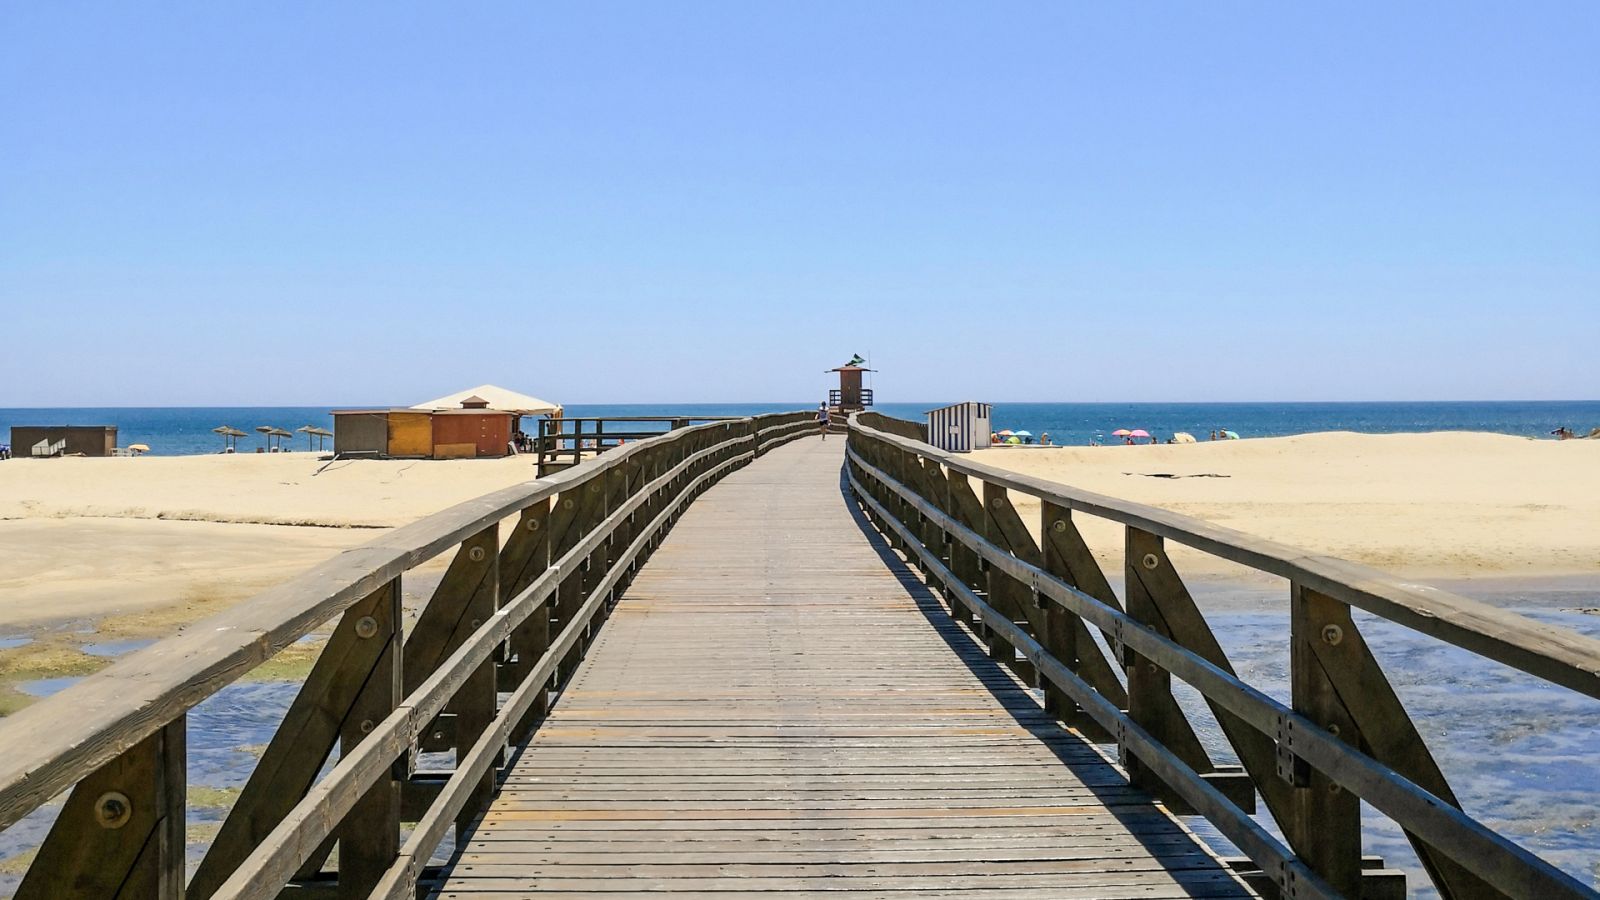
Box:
834, 464, 1251, 893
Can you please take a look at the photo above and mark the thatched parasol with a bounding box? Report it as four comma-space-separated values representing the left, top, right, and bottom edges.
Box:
213, 425, 248, 451
256, 425, 294, 451
296, 425, 334, 451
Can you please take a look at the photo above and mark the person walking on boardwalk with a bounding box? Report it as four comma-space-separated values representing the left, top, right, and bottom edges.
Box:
817, 402, 831, 440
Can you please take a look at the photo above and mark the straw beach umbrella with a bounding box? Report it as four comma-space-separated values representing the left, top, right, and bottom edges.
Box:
256, 425, 294, 451
296, 425, 333, 451
213, 426, 247, 452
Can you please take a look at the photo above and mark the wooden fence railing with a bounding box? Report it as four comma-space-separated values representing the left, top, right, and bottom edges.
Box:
845, 411, 1600, 900
533, 415, 748, 476
0, 410, 814, 900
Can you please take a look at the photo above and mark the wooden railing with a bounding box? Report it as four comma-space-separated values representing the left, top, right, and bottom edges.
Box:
845, 411, 1600, 900
827, 387, 874, 408
0, 410, 814, 899
534, 415, 747, 476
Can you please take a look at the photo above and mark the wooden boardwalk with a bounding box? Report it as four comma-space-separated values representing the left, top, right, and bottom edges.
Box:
438, 437, 1253, 898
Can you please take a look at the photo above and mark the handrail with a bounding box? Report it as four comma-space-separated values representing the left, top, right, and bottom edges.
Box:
847, 443, 1594, 900
0, 408, 815, 898
846, 411, 1600, 900
852, 412, 1600, 699
214, 433, 751, 900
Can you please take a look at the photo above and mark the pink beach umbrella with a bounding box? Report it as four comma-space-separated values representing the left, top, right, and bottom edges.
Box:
1129, 429, 1151, 439
1111, 429, 1132, 437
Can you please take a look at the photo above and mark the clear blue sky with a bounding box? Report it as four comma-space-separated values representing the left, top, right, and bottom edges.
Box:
2, 3, 1595, 406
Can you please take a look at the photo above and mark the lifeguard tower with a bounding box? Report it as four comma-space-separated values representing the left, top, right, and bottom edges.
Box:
826, 354, 874, 428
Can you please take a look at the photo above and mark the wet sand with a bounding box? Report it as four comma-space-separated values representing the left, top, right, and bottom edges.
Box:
0, 454, 542, 714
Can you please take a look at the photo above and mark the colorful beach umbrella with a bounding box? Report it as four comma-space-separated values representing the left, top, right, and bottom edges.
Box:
1111, 429, 1132, 437
1129, 429, 1151, 438
997, 429, 1014, 436
1223, 430, 1240, 440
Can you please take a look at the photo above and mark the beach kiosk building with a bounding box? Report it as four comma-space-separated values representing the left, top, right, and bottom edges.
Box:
10, 425, 118, 458
332, 385, 562, 459
926, 402, 992, 453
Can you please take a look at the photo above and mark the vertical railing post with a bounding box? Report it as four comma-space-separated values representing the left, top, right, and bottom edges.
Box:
503, 499, 553, 743
563, 475, 606, 682
16, 719, 186, 899
1038, 503, 1127, 736
1287, 584, 1365, 896
976, 481, 1032, 683
190, 578, 406, 898
337, 578, 403, 897
943, 468, 988, 627
1122, 527, 1214, 797
451, 525, 501, 836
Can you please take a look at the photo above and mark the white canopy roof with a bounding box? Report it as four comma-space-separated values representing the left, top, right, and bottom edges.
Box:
412, 384, 563, 416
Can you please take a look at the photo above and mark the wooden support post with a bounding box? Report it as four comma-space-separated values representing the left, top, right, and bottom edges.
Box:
16, 719, 185, 899
979, 482, 1037, 684
1036, 505, 1129, 715
1288, 584, 1363, 896
914, 457, 958, 600
190, 580, 402, 899
449, 525, 500, 836
1298, 586, 1487, 899
545, 488, 585, 692
943, 470, 989, 625
336, 579, 403, 898
1116, 532, 1278, 820
572, 473, 609, 667
1121, 527, 1214, 796
502, 500, 552, 742
588, 464, 627, 634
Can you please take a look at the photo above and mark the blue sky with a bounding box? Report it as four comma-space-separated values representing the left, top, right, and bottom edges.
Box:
2, 3, 1595, 405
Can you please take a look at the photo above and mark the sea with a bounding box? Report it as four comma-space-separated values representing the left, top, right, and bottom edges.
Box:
2, 400, 1597, 455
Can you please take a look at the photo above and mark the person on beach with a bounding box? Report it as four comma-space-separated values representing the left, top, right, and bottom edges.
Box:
817, 403, 830, 440
1041, 432, 1051, 446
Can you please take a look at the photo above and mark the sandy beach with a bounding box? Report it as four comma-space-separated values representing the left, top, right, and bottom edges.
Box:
0, 453, 546, 712
971, 431, 1600, 582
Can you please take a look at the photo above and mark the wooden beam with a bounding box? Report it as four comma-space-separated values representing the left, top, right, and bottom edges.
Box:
190, 581, 401, 900
1300, 586, 1499, 899
1038, 501, 1122, 737
16, 718, 185, 900
1121, 528, 1215, 797
981, 482, 1042, 684
501, 501, 552, 743
335, 580, 403, 897
1288, 584, 1363, 896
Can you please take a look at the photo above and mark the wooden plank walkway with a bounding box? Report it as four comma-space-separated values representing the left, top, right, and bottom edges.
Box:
437, 437, 1254, 898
